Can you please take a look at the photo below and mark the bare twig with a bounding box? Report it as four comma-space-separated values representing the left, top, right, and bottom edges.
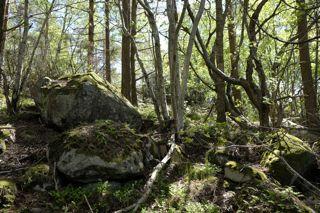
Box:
84, 194, 94, 213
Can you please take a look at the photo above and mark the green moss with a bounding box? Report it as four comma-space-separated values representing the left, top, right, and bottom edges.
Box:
0, 179, 17, 207
225, 161, 267, 182
0, 129, 11, 139
20, 98, 36, 110
23, 164, 50, 188
184, 201, 219, 213
51, 120, 144, 163
43, 72, 129, 106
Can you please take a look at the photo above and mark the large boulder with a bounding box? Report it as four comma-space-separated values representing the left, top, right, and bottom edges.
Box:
261, 131, 317, 185
33, 72, 141, 129
49, 120, 145, 183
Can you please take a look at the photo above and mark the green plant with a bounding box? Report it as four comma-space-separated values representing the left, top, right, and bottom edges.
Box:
187, 163, 221, 181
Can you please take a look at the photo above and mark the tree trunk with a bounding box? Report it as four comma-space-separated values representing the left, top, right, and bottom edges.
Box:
121, 0, 131, 101
11, 0, 29, 114
214, 0, 227, 123
296, 0, 319, 127
105, 0, 111, 82
0, 0, 10, 111
227, 0, 241, 102
88, 0, 95, 70
167, 0, 183, 131
140, 0, 169, 122
0, 0, 8, 73
180, 0, 205, 125
130, 0, 137, 106
54, 3, 68, 75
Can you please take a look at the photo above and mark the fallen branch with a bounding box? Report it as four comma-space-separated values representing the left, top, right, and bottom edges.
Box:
115, 142, 177, 213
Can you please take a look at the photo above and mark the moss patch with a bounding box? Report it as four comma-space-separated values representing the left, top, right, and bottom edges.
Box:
49, 120, 145, 168
0, 179, 17, 207
22, 164, 50, 189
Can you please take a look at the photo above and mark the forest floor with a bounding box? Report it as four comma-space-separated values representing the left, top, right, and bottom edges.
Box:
0, 105, 58, 212
0, 101, 320, 212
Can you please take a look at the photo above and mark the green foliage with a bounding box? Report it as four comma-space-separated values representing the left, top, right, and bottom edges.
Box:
138, 103, 158, 122
49, 182, 111, 212
187, 163, 221, 181
184, 201, 219, 213
234, 182, 312, 212
112, 180, 144, 206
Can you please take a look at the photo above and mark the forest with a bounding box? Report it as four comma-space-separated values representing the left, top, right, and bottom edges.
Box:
0, 0, 320, 212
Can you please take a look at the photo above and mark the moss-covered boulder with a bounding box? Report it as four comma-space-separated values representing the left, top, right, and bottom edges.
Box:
261, 132, 317, 185
0, 179, 17, 207
224, 161, 267, 183
33, 72, 141, 128
49, 120, 145, 183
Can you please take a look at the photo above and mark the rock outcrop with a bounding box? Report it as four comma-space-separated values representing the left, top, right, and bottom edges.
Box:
33, 72, 141, 129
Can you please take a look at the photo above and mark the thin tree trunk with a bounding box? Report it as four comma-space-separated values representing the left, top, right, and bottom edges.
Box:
167, 0, 182, 131
130, 0, 137, 105
105, 0, 111, 82
180, 0, 205, 127
54, 3, 68, 75
315, 12, 319, 102
0, 0, 10, 111
0, 0, 7, 69
138, 0, 169, 121
227, 0, 241, 102
121, 0, 131, 101
88, 0, 95, 70
296, 0, 319, 127
214, 0, 227, 123
0, 0, 8, 76
11, 0, 29, 114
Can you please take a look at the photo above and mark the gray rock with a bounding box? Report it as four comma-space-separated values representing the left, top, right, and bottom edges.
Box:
33, 72, 141, 129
